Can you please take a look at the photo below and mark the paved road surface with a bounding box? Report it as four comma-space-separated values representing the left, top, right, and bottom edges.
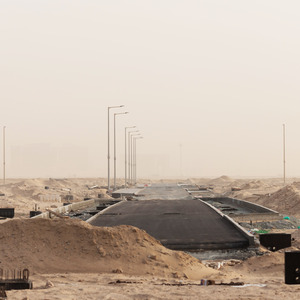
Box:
137, 183, 192, 200
90, 184, 249, 250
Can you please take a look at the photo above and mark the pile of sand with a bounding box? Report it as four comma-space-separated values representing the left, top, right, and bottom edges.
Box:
256, 183, 300, 216
240, 180, 267, 190
222, 244, 298, 282
0, 218, 217, 280
223, 251, 284, 280
208, 176, 234, 185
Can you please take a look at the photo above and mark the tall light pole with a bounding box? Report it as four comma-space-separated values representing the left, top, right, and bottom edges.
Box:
114, 111, 128, 190
3, 126, 6, 185
130, 133, 141, 185
133, 136, 143, 185
179, 143, 183, 177
125, 126, 136, 188
107, 105, 124, 192
283, 124, 286, 185
128, 131, 140, 186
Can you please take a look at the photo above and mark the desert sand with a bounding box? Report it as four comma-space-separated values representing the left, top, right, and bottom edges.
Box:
1, 177, 300, 299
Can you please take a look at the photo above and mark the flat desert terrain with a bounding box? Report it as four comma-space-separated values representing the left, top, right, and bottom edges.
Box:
1, 176, 300, 299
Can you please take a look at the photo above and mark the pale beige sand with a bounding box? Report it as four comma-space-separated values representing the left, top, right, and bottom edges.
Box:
0, 178, 111, 219
1, 177, 300, 299
6, 272, 300, 300
0, 218, 217, 279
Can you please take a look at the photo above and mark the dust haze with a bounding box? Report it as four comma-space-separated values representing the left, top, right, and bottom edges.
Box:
1, 1, 300, 179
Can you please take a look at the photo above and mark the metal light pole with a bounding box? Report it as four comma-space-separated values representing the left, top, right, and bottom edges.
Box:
130, 133, 141, 185
133, 137, 136, 184
179, 143, 183, 177
107, 105, 124, 192
133, 136, 143, 185
3, 126, 6, 185
128, 131, 140, 186
283, 124, 286, 185
114, 112, 128, 190
125, 126, 136, 188
128, 130, 139, 187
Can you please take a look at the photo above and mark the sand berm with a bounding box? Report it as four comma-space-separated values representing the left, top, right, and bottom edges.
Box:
0, 218, 217, 280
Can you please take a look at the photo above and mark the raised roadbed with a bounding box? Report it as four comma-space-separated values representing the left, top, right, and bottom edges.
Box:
201, 200, 255, 247
201, 197, 279, 222
111, 188, 143, 199
89, 199, 252, 250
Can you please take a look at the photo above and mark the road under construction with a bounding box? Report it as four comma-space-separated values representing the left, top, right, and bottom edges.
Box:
33, 183, 279, 252
89, 183, 258, 250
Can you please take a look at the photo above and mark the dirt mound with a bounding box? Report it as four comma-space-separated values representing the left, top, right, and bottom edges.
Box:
223, 250, 286, 279
208, 175, 234, 185
0, 218, 216, 279
240, 180, 266, 190
257, 183, 300, 215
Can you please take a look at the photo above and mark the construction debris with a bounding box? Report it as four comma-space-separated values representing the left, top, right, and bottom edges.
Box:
46, 208, 69, 219
0, 268, 33, 290
0, 286, 7, 300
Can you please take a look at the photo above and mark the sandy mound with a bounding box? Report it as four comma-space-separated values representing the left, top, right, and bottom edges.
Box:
0, 218, 217, 280
208, 175, 234, 185
224, 251, 284, 279
240, 180, 267, 190
223, 243, 300, 281
232, 191, 256, 200
256, 183, 300, 215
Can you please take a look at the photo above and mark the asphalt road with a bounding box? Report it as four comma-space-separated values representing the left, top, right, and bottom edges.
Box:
137, 183, 193, 200
90, 184, 249, 250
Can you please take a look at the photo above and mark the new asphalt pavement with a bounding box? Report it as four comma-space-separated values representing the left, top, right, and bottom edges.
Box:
90, 184, 250, 250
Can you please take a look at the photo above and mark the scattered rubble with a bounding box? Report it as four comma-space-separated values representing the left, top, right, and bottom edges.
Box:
240, 217, 300, 231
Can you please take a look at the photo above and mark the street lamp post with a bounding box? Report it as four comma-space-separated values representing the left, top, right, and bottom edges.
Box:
3, 126, 6, 185
107, 105, 124, 192
114, 112, 128, 190
133, 136, 143, 185
283, 124, 286, 185
133, 137, 136, 184
130, 133, 141, 185
125, 126, 136, 188
128, 131, 140, 186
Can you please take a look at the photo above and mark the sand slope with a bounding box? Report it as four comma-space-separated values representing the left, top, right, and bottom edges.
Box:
0, 218, 217, 280
2, 178, 300, 299
256, 183, 300, 216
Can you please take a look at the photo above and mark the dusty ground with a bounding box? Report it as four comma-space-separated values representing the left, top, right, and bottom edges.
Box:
1, 176, 300, 299
191, 175, 300, 217
6, 271, 300, 300
0, 178, 113, 219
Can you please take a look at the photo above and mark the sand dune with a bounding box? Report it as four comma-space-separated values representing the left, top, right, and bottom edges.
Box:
255, 183, 300, 217
0, 218, 217, 280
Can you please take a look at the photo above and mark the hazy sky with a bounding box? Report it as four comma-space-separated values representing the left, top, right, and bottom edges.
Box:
1, 1, 300, 179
